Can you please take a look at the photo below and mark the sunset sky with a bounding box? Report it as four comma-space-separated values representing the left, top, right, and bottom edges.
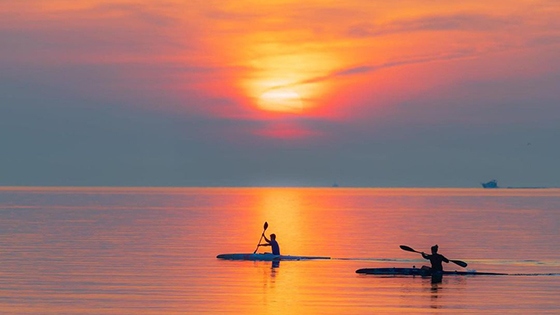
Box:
1, 0, 559, 187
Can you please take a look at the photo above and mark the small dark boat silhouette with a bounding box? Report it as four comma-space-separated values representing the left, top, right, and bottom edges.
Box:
481, 179, 498, 188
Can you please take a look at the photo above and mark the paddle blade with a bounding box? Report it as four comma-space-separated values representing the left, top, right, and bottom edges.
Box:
451, 260, 468, 268
399, 245, 417, 253
263, 222, 268, 230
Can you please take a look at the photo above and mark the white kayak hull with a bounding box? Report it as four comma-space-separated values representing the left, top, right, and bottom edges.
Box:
217, 253, 330, 261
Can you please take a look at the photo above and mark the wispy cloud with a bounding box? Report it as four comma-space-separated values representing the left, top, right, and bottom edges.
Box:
348, 14, 520, 37
266, 50, 477, 91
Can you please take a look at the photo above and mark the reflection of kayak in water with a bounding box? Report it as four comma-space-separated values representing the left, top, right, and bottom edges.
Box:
355, 267, 507, 276
217, 253, 331, 261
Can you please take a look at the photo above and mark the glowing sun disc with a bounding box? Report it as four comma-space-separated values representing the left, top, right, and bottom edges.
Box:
258, 89, 303, 113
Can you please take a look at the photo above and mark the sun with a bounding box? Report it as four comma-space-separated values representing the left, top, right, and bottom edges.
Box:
258, 88, 303, 113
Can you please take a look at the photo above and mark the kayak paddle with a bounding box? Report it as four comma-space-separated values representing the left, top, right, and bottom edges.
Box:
400, 245, 468, 268
253, 222, 269, 254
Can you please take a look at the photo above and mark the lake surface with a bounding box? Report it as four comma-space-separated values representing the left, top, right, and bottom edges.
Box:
0, 187, 559, 314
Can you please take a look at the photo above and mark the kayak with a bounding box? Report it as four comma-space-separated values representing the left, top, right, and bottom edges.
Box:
356, 267, 507, 276
217, 253, 331, 261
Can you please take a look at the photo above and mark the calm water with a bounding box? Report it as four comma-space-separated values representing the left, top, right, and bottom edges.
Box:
0, 187, 559, 314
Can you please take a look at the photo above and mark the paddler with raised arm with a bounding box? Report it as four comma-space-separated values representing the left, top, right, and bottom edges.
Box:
259, 233, 280, 255
422, 244, 449, 271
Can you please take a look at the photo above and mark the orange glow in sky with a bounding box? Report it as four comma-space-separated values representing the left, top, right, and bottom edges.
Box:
258, 89, 302, 113
2, 0, 560, 137
236, 31, 339, 115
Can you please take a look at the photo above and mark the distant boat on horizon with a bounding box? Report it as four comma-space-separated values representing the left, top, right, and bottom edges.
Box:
481, 179, 498, 188
481, 179, 549, 189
